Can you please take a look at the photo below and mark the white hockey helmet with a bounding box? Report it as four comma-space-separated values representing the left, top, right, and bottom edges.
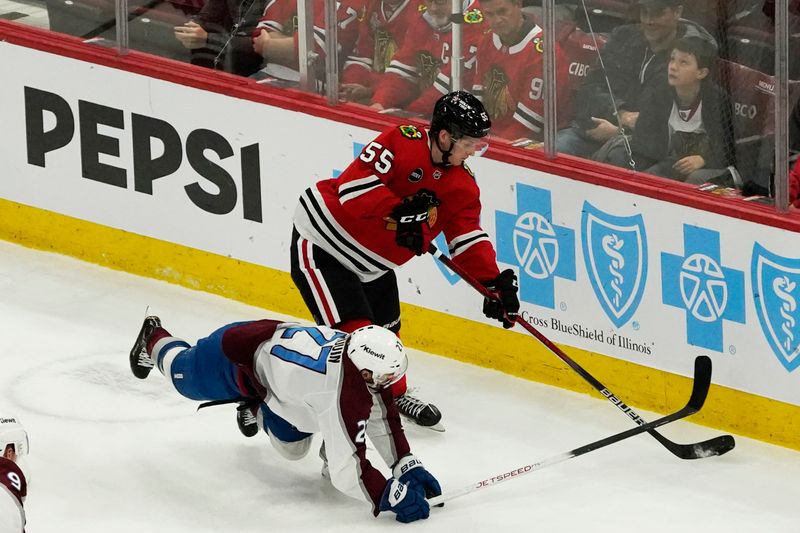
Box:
346, 326, 408, 390
0, 415, 29, 457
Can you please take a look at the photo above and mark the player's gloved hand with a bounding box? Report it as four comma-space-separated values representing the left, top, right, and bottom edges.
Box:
482, 269, 520, 328
390, 189, 440, 256
379, 478, 430, 523
392, 454, 443, 505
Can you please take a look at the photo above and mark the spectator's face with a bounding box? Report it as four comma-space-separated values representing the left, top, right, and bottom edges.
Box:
640, 5, 682, 45
481, 0, 524, 42
668, 49, 708, 88
425, 0, 451, 27
3, 444, 15, 462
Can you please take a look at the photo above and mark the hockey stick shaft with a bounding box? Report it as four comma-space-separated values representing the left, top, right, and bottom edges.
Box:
428, 244, 734, 459
427, 355, 711, 506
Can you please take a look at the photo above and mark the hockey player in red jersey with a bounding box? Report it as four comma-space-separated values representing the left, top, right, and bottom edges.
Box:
370, 0, 485, 115
0, 416, 28, 533
472, 0, 572, 142
290, 91, 521, 430
129, 315, 441, 523
340, 0, 424, 103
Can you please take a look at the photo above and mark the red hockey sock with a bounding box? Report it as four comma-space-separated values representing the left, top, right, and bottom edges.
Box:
146, 327, 171, 354
336, 318, 372, 334
390, 374, 408, 397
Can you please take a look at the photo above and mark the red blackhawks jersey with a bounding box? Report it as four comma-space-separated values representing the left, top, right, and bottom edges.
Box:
293, 124, 500, 284
0, 457, 26, 532
472, 18, 572, 141
342, 0, 424, 88
256, 0, 365, 59
371, 5, 485, 114
220, 319, 409, 514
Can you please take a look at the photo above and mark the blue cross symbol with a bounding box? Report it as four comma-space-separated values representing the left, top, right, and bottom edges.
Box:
496, 184, 576, 309
333, 142, 365, 177
661, 225, 745, 352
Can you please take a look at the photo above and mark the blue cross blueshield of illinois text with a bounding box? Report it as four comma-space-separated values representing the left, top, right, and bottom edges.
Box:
752, 243, 800, 372
495, 184, 575, 309
581, 202, 648, 328
661, 225, 745, 352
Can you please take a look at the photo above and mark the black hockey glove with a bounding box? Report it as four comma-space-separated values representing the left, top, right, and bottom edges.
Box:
482, 269, 520, 329
390, 189, 441, 256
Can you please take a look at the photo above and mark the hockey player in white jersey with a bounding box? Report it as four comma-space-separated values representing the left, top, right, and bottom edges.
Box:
0, 415, 28, 533
129, 315, 442, 523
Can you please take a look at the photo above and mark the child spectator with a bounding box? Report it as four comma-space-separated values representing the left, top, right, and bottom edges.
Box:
600, 36, 736, 183
556, 0, 716, 159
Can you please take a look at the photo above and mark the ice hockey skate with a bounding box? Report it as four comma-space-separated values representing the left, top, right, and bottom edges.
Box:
236, 402, 260, 438
129, 315, 160, 379
395, 389, 444, 432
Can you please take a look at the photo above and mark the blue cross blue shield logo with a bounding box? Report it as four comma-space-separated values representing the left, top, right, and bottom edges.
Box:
661, 225, 745, 352
581, 202, 648, 328
752, 243, 800, 372
496, 184, 575, 309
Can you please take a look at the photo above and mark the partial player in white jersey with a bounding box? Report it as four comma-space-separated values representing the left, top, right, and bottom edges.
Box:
0, 415, 28, 533
129, 315, 442, 523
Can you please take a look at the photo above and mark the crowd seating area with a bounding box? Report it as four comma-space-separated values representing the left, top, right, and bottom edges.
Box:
3, 0, 799, 203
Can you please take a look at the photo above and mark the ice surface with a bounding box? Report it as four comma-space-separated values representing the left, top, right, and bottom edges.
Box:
1, 240, 799, 533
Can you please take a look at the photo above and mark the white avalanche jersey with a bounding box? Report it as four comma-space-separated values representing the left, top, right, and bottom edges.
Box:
222, 320, 410, 514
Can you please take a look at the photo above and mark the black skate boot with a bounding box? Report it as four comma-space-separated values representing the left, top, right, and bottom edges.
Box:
236, 402, 260, 438
129, 315, 161, 379
395, 389, 444, 432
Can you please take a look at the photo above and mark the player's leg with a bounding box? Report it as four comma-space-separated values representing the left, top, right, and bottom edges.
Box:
259, 405, 314, 460
364, 272, 444, 430
129, 316, 246, 402
290, 229, 376, 329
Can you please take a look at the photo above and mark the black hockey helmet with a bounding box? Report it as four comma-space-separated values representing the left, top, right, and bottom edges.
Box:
430, 91, 491, 140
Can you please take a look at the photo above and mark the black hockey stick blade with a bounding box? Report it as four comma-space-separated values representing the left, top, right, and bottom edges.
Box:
428, 243, 736, 460
648, 356, 735, 459
568, 354, 711, 457
427, 355, 713, 506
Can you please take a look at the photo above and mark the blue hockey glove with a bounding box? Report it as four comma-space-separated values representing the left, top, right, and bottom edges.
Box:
392, 454, 443, 505
379, 478, 430, 523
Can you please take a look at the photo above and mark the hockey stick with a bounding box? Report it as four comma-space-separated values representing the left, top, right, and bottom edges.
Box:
427, 355, 712, 506
428, 244, 735, 459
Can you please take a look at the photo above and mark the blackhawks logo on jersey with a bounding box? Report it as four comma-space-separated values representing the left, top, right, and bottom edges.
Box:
483, 67, 513, 120
416, 51, 440, 90
464, 8, 483, 23
399, 125, 423, 139
373, 28, 398, 73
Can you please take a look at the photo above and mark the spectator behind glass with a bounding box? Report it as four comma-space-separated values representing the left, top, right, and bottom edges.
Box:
790, 157, 800, 208
339, 0, 423, 104
251, 0, 365, 84
471, 0, 572, 143
599, 36, 736, 184
369, 0, 485, 116
556, 0, 715, 159
174, 0, 267, 76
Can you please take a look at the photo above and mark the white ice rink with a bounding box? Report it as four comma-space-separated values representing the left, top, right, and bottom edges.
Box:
2, 239, 800, 533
